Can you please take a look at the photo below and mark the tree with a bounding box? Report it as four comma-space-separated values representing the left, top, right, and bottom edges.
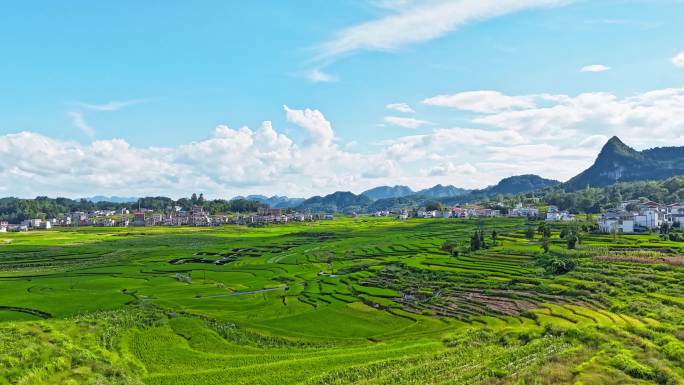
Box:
470, 231, 482, 251
660, 222, 670, 235
191, 193, 198, 205
525, 226, 535, 240
491, 230, 498, 244
425, 202, 442, 211
541, 235, 550, 253
537, 223, 551, 238
565, 226, 582, 250
479, 229, 486, 249
198, 193, 205, 204
441, 240, 456, 255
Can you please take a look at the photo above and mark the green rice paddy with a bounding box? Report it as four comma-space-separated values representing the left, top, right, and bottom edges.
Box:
1, 217, 684, 384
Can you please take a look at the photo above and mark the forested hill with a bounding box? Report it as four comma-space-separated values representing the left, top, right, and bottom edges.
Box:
516, 176, 684, 213
0, 195, 267, 223
467, 174, 559, 199
564, 136, 684, 191
296, 191, 373, 213
361, 185, 414, 201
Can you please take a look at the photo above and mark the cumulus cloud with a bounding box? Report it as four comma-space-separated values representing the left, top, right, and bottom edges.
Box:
470, 88, 684, 142
383, 116, 430, 128
316, 0, 571, 61
580, 64, 611, 72
386, 102, 415, 113
422, 90, 536, 113
672, 51, 684, 69
7, 85, 684, 198
283, 105, 335, 146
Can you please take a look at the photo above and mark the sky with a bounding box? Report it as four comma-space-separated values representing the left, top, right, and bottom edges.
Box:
1, 0, 684, 199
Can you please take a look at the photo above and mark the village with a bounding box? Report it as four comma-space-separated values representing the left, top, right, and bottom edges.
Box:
2, 199, 683, 235
0, 206, 333, 232
597, 200, 684, 234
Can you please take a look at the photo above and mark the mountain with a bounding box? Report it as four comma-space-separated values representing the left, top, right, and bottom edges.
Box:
481, 174, 560, 195
85, 196, 138, 203
361, 185, 414, 201
297, 191, 373, 213
232, 195, 305, 208
564, 136, 684, 191
416, 184, 470, 198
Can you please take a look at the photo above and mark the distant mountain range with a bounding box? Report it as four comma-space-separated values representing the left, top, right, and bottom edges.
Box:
296, 175, 558, 213
361, 184, 470, 201
297, 191, 372, 213
361, 185, 414, 200
231, 195, 305, 209
417, 184, 471, 198
564, 136, 684, 191
80, 137, 684, 213
85, 196, 138, 203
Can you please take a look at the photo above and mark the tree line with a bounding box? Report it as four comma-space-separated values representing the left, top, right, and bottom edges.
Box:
0, 194, 268, 223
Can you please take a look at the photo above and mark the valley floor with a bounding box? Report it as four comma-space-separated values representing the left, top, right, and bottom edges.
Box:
1, 217, 684, 384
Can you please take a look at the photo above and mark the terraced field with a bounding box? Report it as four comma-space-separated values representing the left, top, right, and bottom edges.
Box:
2, 217, 684, 384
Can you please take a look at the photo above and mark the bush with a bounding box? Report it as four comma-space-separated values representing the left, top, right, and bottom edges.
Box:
535, 252, 578, 275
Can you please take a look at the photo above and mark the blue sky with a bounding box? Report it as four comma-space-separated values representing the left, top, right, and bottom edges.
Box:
1, 0, 684, 198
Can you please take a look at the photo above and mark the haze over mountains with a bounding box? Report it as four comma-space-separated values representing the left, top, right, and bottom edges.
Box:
85, 196, 138, 203
71, 137, 684, 213
361, 185, 470, 201
287, 137, 684, 213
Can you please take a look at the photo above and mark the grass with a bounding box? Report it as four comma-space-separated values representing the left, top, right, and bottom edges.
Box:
1, 216, 684, 384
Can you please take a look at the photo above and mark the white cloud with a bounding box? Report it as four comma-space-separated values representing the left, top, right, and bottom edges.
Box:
386, 102, 415, 113
7, 85, 684, 198
383, 116, 430, 128
384, 127, 527, 161
68, 111, 95, 138
0, 120, 380, 198
370, 0, 415, 10
424, 161, 476, 176
422, 90, 536, 113
283, 105, 335, 146
74, 99, 149, 111
306, 69, 338, 83
469, 88, 684, 142
578, 134, 609, 149
316, 0, 571, 61
580, 64, 611, 72
672, 51, 684, 69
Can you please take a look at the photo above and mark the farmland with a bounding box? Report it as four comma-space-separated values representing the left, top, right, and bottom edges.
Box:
1, 217, 684, 384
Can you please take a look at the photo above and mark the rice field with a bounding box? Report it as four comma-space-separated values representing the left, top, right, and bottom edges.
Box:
1, 216, 684, 384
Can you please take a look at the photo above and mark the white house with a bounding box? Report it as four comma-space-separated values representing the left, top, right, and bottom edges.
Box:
509, 203, 539, 218
546, 206, 575, 221
598, 210, 635, 234
666, 203, 684, 225
21, 219, 45, 228
634, 210, 662, 229
546, 206, 560, 221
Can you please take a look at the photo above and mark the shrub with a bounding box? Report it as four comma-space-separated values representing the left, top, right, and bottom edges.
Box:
535, 252, 578, 275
